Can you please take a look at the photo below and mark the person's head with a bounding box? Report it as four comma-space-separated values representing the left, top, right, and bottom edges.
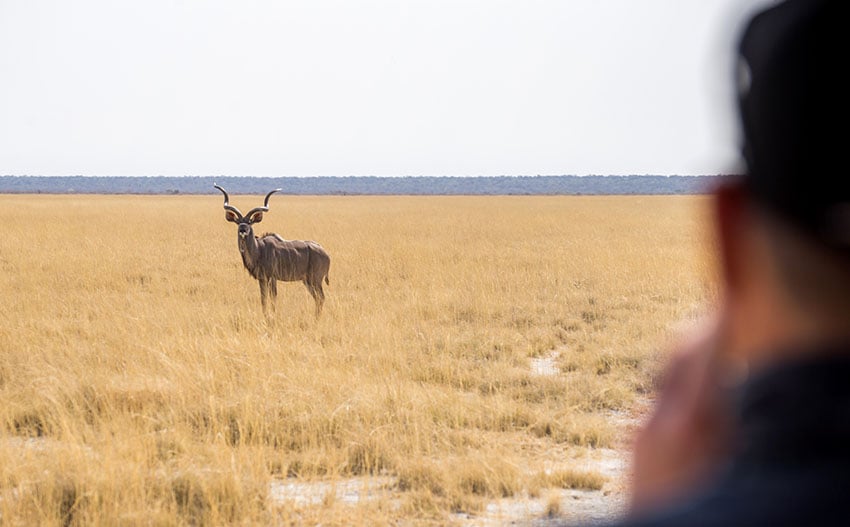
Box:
713, 0, 849, 362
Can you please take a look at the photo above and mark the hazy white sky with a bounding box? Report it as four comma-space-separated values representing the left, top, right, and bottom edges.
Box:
0, 0, 772, 177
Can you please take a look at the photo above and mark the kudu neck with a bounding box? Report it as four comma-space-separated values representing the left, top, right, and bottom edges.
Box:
238, 229, 261, 273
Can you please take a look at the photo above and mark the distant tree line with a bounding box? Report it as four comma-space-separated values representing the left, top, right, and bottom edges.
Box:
0, 175, 728, 195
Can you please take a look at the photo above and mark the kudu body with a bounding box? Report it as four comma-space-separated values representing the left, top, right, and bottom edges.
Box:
215, 185, 330, 317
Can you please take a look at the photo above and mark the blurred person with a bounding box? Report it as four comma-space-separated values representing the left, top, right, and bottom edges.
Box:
588, 0, 849, 525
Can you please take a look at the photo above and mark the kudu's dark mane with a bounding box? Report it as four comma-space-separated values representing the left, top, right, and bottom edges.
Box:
259, 233, 285, 241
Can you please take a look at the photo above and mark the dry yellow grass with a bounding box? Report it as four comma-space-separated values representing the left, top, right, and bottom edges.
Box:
0, 194, 715, 525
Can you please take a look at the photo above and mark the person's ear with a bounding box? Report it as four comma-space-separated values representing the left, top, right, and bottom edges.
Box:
713, 181, 750, 295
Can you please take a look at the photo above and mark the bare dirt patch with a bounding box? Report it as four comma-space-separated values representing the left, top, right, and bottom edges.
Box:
269, 476, 397, 507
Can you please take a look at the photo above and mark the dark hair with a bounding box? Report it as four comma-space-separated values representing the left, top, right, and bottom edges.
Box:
737, 0, 848, 252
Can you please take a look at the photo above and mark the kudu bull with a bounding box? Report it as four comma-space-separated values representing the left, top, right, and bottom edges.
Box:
215, 185, 330, 317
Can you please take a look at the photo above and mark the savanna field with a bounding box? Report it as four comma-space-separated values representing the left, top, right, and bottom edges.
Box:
0, 194, 716, 526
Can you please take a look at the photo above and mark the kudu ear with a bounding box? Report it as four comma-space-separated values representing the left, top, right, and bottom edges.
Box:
249, 211, 264, 224
225, 210, 240, 223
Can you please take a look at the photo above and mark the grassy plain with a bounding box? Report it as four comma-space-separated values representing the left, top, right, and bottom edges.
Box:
0, 194, 715, 525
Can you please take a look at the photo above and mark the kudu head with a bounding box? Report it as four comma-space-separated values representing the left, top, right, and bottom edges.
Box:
214, 185, 281, 253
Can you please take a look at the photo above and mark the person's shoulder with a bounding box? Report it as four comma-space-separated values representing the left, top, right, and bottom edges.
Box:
587, 464, 850, 527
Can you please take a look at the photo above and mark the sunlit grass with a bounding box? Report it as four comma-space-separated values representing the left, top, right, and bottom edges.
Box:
0, 194, 714, 525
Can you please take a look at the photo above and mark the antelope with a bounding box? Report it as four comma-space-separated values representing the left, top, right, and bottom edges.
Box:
215, 184, 330, 317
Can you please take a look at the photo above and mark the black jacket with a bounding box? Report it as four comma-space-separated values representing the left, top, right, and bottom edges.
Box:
599, 349, 850, 527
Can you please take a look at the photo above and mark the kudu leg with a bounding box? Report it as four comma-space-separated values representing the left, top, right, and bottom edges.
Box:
259, 279, 273, 315
268, 280, 278, 313
304, 280, 325, 318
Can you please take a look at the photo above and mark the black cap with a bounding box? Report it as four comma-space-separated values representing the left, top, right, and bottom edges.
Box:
737, 0, 848, 248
